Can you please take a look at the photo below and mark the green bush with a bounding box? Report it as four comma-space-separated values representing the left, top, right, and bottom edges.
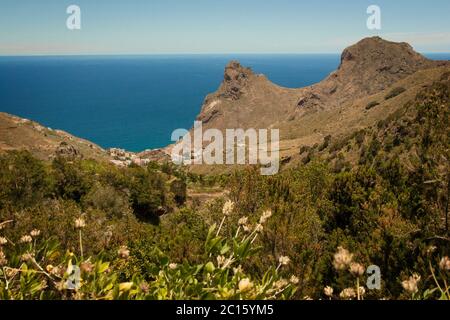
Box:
318, 135, 332, 152
82, 184, 130, 218
0, 151, 50, 209
0, 203, 297, 300
170, 179, 187, 206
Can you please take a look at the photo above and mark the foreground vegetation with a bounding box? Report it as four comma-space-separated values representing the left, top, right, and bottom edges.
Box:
0, 75, 449, 300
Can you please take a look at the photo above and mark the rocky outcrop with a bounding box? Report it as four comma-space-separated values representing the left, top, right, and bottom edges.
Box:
194, 37, 449, 131
184, 37, 450, 172
55, 142, 81, 159
220, 61, 253, 100
311, 37, 443, 104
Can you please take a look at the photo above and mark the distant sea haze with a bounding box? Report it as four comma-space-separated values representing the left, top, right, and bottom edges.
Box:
1, 53, 449, 152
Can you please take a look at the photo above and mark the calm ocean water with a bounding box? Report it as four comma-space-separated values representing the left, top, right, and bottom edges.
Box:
0, 53, 449, 152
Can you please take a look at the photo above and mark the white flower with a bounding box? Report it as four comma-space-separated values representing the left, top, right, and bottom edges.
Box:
333, 246, 353, 270
290, 275, 299, 285
238, 278, 253, 292
21, 252, 34, 262
339, 288, 356, 299
233, 265, 243, 275
439, 256, 450, 271
74, 217, 86, 229
0, 250, 7, 266
30, 229, 41, 237
169, 263, 178, 270
274, 279, 289, 289
349, 262, 365, 277
0, 237, 7, 246
216, 255, 226, 267
254, 224, 264, 233
222, 200, 234, 216
238, 217, 248, 226
118, 246, 130, 259
20, 235, 32, 243
259, 210, 272, 224
279, 256, 291, 266
402, 274, 421, 294
358, 286, 366, 297
324, 286, 334, 297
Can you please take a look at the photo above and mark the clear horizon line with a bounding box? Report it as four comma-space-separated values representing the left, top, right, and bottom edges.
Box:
1, 51, 450, 58
0, 52, 343, 57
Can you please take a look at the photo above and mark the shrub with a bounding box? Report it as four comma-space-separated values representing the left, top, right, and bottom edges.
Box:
128, 167, 172, 223
82, 184, 130, 218
354, 130, 366, 146
318, 135, 332, 152
366, 101, 380, 110
51, 157, 92, 202
385, 87, 406, 100
170, 179, 187, 206
299, 146, 310, 155
0, 202, 297, 300
0, 151, 49, 209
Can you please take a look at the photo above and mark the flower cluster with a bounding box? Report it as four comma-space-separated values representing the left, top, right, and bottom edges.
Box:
339, 287, 356, 299
324, 286, 333, 297
439, 256, 450, 271
333, 246, 353, 270
349, 262, 365, 277
20, 235, 32, 243
117, 246, 130, 259
75, 217, 86, 229
327, 246, 368, 300
401, 274, 420, 294
222, 200, 234, 216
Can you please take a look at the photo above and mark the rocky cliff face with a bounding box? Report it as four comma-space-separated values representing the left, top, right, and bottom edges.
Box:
188, 36, 450, 172
197, 37, 447, 131
304, 36, 443, 109
196, 60, 299, 130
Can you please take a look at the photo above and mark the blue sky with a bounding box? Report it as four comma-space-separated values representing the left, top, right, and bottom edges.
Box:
1, 0, 450, 55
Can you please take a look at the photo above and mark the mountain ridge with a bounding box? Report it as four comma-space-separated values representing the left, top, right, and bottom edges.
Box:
1, 37, 449, 170
196, 37, 448, 129
185, 36, 450, 173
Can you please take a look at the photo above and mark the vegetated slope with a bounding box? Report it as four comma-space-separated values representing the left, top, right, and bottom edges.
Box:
188, 37, 449, 174
0, 112, 110, 161
301, 71, 450, 176
1, 37, 448, 173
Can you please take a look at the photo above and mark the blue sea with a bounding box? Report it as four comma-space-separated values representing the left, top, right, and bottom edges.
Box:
0, 53, 449, 152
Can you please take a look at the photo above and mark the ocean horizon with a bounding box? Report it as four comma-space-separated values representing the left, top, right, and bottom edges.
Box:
1, 53, 449, 152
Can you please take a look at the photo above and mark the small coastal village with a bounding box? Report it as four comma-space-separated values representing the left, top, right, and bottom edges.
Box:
108, 147, 170, 167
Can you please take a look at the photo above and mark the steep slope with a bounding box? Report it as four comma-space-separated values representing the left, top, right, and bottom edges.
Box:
197, 37, 446, 131
296, 70, 450, 174
188, 37, 449, 173
307, 36, 440, 106
196, 61, 299, 130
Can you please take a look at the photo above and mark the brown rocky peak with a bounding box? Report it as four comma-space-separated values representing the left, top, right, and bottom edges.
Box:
338, 36, 430, 71
219, 61, 255, 100
321, 36, 439, 98
224, 60, 253, 82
